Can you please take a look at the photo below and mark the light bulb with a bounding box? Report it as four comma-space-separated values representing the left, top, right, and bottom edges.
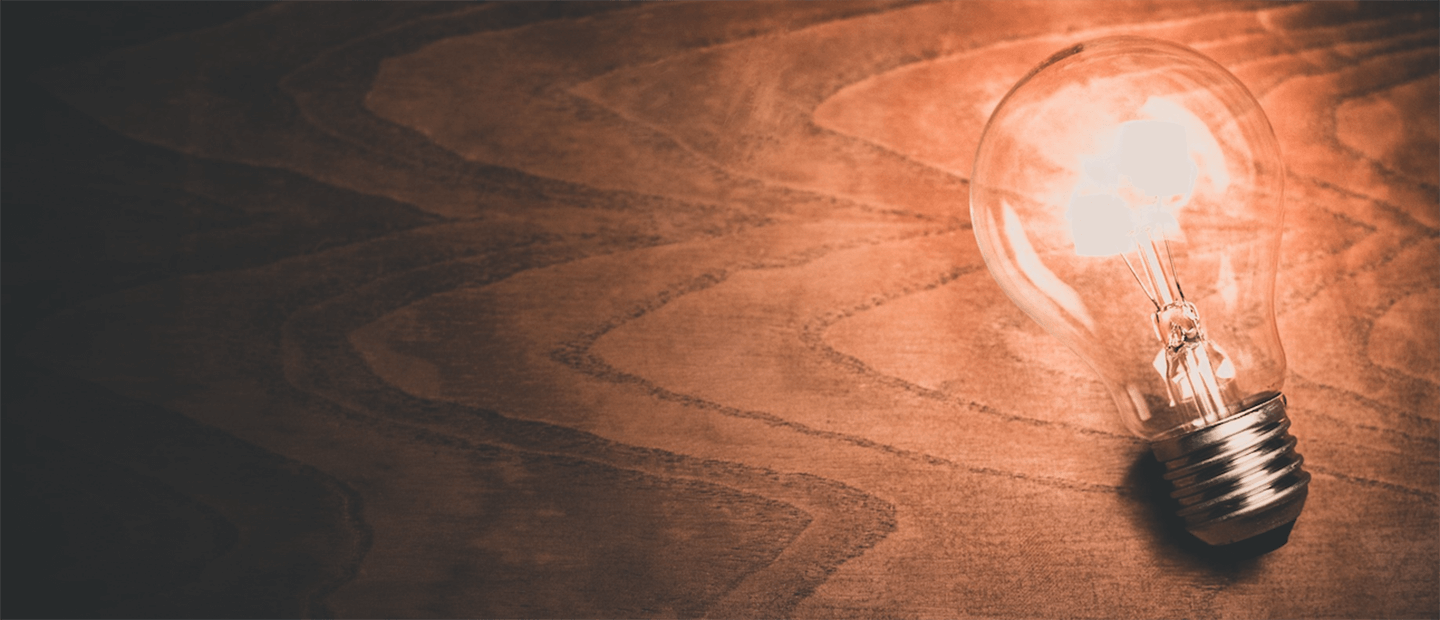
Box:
969, 36, 1308, 547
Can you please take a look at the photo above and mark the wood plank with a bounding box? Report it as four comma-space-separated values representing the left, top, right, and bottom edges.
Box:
3, 2, 1436, 617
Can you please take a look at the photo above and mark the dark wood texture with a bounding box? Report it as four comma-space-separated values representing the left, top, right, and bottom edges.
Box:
3, 2, 1436, 618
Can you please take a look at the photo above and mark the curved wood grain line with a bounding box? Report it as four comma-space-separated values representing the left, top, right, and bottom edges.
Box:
1289, 373, 1439, 446
277, 246, 898, 618
1276, 178, 1436, 332
336, 0, 915, 221
804, 6, 1276, 179
4, 367, 374, 619
1354, 279, 1440, 391
1295, 41, 1439, 187
302, 462, 375, 620
1302, 408, 1439, 448
549, 232, 1127, 495
277, 3, 635, 191
1308, 467, 1439, 504
798, 262, 1139, 443
1263, 43, 1440, 230
1253, 7, 1440, 420
1276, 225, 1440, 422
1328, 70, 1440, 195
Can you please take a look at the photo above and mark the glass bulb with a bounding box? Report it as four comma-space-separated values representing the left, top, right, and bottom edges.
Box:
970, 37, 1308, 547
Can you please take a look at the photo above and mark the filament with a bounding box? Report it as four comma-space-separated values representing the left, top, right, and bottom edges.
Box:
1160, 229, 1186, 301
1138, 232, 1176, 306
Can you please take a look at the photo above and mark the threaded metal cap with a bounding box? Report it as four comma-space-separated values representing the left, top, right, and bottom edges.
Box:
1150, 393, 1310, 546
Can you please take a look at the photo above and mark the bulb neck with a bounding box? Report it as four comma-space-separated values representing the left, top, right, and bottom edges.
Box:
1150, 393, 1310, 546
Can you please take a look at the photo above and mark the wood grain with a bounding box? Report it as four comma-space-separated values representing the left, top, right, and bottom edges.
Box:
3, 2, 1436, 618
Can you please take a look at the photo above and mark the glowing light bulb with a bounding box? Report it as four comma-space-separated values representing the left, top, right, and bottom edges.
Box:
970, 37, 1308, 547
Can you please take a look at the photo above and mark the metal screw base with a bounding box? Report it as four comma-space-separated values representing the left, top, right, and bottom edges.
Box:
1150, 393, 1310, 546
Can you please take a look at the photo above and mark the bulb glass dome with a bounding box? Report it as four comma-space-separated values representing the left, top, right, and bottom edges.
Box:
970, 36, 1286, 442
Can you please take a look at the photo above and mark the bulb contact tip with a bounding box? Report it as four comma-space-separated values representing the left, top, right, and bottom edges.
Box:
1150, 393, 1310, 547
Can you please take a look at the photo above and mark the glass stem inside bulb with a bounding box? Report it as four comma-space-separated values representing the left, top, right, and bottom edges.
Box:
1175, 338, 1231, 423
1124, 215, 1237, 426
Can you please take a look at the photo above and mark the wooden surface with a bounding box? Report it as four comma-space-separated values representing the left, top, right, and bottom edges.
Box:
2, 2, 1436, 618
